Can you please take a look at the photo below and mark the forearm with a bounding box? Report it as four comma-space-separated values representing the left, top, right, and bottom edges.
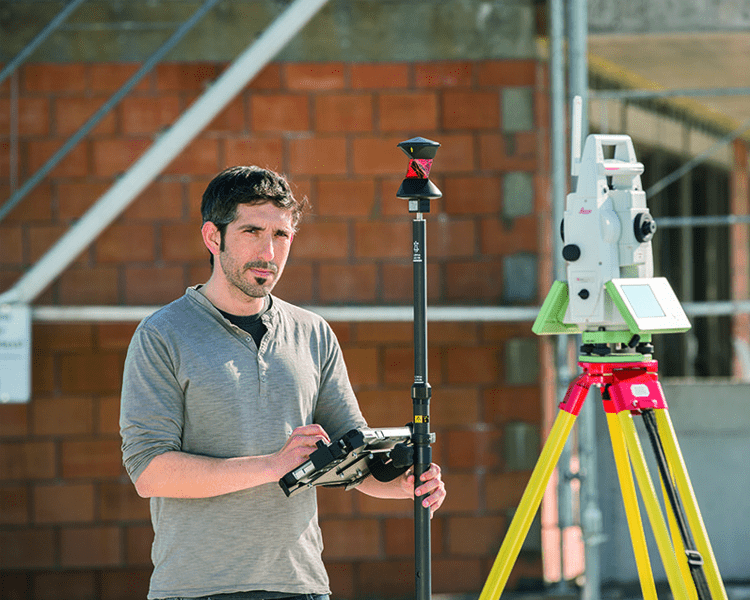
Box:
134, 450, 277, 499
356, 473, 412, 500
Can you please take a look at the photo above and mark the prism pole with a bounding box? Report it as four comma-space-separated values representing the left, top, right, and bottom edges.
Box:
396, 137, 442, 600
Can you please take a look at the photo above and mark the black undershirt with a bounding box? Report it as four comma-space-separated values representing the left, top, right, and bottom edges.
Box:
219, 298, 270, 348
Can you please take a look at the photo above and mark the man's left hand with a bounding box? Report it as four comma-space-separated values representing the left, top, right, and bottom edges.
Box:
405, 463, 446, 518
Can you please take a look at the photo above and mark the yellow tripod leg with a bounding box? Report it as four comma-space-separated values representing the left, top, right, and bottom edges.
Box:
617, 411, 691, 600
479, 410, 577, 600
605, 412, 658, 600
655, 410, 728, 600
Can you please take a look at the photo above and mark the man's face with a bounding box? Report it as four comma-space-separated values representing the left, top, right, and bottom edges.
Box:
215, 202, 295, 302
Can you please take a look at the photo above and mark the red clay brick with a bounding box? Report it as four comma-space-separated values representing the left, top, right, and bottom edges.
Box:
100, 568, 152, 600
99, 481, 150, 521
161, 221, 207, 262
0, 96, 49, 136
97, 323, 138, 350
224, 137, 284, 171
315, 178, 376, 217
481, 215, 539, 254
0, 485, 28, 524
448, 514, 506, 555
445, 428, 502, 469
432, 558, 485, 593
341, 346, 379, 387
315, 93, 373, 133
97, 396, 122, 435
318, 263, 377, 303
125, 524, 153, 566
355, 321, 412, 343
429, 387, 481, 426
156, 62, 217, 91
58, 266, 120, 305
431, 132, 475, 173
0, 182, 54, 222
206, 95, 246, 133
444, 345, 501, 384
352, 135, 407, 175
32, 570, 97, 600
357, 560, 413, 598
92, 137, 151, 177
317, 485, 355, 518
27, 139, 89, 178
32, 397, 94, 437
292, 221, 350, 259
60, 526, 122, 567
479, 133, 536, 171
320, 518, 381, 559
120, 95, 181, 135
444, 260, 505, 301
351, 63, 410, 89
356, 389, 413, 427
415, 61, 473, 88
0, 441, 56, 480
0, 528, 55, 567
442, 175, 502, 214
55, 96, 117, 136
384, 516, 444, 556
485, 471, 534, 511
26, 223, 65, 263
32, 354, 55, 395
247, 63, 282, 90
379, 91, 439, 132
354, 220, 411, 258
442, 90, 500, 130
477, 59, 537, 87
380, 262, 442, 304
33, 323, 94, 352
429, 218, 476, 258
96, 223, 155, 262
288, 136, 347, 176
284, 62, 345, 91
57, 181, 110, 221
61, 439, 123, 478
326, 562, 355, 600
271, 262, 314, 305
483, 386, 541, 424
250, 94, 309, 132
124, 180, 184, 220
0, 404, 28, 437
166, 138, 220, 176
89, 63, 152, 93
60, 353, 124, 394
383, 346, 443, 388
124, 265, 186, 305
23, 63, 86, 93
33, 482, 95, 523
0, 225, 23, 264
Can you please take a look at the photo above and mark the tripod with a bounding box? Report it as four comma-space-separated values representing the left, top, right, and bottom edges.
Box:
478, 351, 728, 600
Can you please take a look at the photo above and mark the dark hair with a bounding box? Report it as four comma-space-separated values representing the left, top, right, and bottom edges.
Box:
201, 166, 308, 235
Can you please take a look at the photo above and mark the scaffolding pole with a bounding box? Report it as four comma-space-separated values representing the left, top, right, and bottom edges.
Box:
0, 0, 332, 306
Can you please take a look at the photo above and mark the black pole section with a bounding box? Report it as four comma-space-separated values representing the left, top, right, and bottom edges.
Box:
412, 215, 432, 600
395, 136, 441, 600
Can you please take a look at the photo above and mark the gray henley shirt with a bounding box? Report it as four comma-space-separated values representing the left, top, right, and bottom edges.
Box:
120, 287, 366, 599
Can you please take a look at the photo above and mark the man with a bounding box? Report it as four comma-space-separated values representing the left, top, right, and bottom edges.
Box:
120, 166, 446, 600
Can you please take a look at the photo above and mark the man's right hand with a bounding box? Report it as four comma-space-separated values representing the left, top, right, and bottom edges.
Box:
272, 424, 330, 478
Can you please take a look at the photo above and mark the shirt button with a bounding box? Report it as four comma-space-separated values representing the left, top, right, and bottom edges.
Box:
246, 337, 251, 342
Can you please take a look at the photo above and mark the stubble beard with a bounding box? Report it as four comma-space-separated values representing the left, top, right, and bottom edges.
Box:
223, 258, 279, 300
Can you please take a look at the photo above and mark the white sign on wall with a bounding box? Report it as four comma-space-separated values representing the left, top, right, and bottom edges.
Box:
0, 304, 31, 403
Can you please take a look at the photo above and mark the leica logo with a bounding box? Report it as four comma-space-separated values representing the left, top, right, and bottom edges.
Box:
579, 207, 592, 214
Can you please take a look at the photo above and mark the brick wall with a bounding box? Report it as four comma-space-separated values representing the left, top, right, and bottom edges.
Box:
0, 59, 549, 599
